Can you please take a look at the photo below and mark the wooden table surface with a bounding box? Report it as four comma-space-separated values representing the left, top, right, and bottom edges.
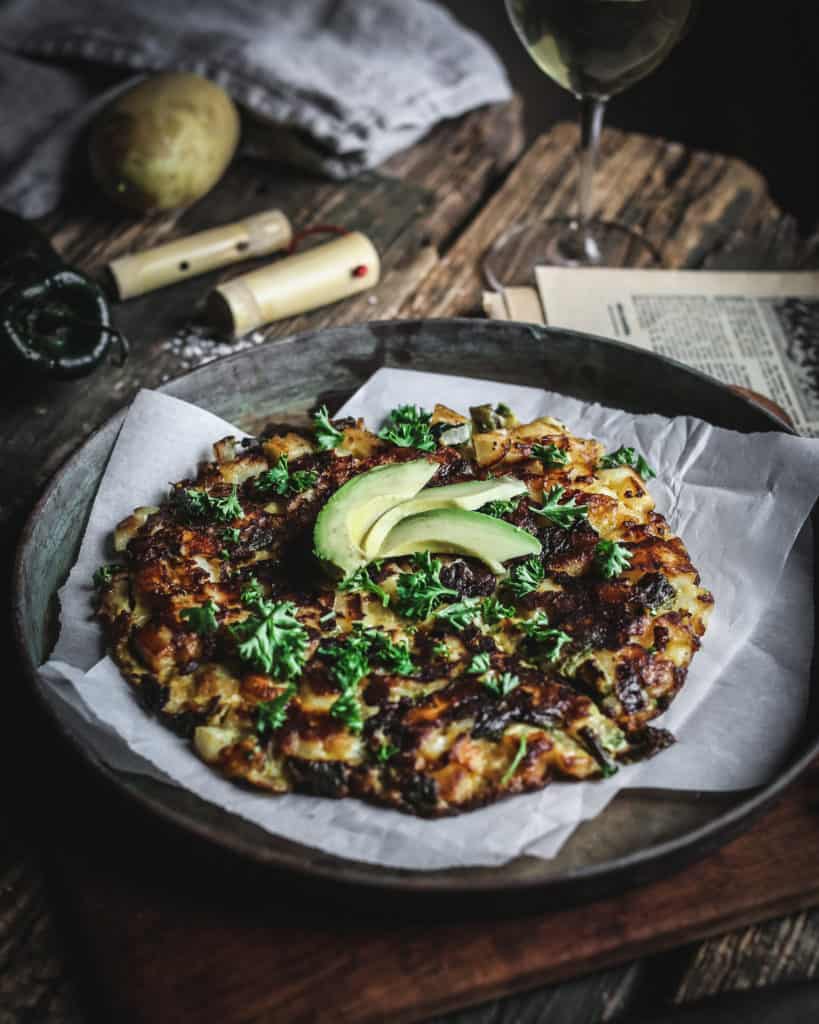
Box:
3, 99, 818, 1024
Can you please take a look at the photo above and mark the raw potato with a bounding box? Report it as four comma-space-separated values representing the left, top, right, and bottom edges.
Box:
89, 73, 241, 213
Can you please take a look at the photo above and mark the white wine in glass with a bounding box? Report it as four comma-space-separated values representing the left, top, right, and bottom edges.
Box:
484, 0, 697, 286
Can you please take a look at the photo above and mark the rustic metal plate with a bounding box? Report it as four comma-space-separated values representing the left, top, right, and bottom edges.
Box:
14, 319, 818, 908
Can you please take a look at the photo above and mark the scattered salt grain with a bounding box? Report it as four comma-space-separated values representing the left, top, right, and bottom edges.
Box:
161, 323, 268, 371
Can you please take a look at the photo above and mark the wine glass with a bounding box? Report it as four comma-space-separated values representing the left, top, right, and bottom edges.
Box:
484, 0, 697, 288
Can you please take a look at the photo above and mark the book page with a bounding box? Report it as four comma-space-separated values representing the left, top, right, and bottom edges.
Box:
535, 268, 819, 435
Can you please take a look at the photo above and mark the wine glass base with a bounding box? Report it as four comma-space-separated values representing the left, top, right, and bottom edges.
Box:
483, 217, 662, 290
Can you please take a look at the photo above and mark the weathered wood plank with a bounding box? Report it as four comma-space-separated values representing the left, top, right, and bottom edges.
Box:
401, 122, 782, 319
427, 962, 643, 1024
0, 818, 84, 1024
674, 910, 819, 1003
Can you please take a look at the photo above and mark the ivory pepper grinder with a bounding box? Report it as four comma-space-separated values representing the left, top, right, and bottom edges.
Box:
206, 231, 380, 336
108, 210, 293, 299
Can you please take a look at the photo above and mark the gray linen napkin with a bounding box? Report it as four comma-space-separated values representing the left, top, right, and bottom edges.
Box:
0, 0, 511, 217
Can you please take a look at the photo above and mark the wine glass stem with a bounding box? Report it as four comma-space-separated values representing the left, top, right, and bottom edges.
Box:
576, 96, 607, 255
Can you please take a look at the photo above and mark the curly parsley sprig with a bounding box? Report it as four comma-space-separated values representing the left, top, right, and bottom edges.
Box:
255, 454, 317, 497
353, 623, 415, 676
319, 632, 371, 732
339, 564, 390, 608
240, 576, 264, 605
210, 486, 244, 522
598, 445, 656, 481
320, 625, 417, 732
370, 636, 414, 676
230, 598, 308, 679
532, 485, 589, 529
313, 405, 345, 451
467, 651, 492, 675
479, 497, 520, 519
484, 671, 521, 699
434, 597, 482, 631
519, 612, 572, 662
220, 526, 241, 561
435, 594, 514, 633
320, 633, 370, 688
635, 455, 656, 481
254, 455, 290, 495
506, 557, 545, 598
256, 683, 297, 737
395, 552, 459, 619
329, 688, 364, 733
595, 539, 632, 579
532, 442, 569, 467
378, 405, 436, 452
172, 484, 244, 524
481, 596, 514, 627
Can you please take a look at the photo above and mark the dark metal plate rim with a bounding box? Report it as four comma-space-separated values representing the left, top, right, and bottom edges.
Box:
12, 318, 817, 896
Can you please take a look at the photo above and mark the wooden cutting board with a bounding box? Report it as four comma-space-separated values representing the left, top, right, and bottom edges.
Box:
48, 757, 819, 1024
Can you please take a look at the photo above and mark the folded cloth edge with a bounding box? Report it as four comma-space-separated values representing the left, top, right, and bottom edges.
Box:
4, 1, 512, 178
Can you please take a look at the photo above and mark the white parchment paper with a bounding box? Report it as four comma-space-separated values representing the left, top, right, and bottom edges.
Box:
38, 369, 819, 870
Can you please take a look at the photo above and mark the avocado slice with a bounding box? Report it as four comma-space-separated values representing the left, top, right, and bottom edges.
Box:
362, 476, 527, 560
314, 459, 438, 576
376, 508, 541, 575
